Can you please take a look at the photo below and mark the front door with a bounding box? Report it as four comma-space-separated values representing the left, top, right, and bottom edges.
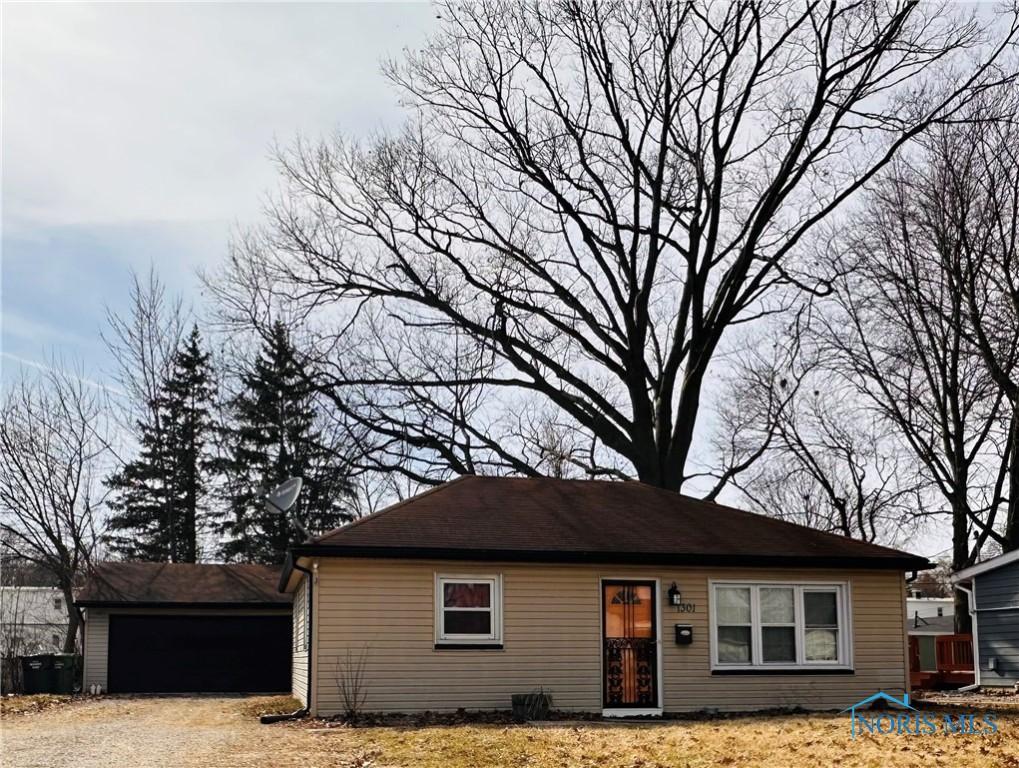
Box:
602, 580, 657, 709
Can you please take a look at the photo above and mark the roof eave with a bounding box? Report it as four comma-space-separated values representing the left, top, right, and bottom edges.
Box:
952, 547, 1019, 583
74, 600, 292, 609
288, 544, 930, 571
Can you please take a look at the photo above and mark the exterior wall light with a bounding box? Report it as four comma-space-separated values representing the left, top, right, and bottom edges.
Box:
668, 582, 682, 606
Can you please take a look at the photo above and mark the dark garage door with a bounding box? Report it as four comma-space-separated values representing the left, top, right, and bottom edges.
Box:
108, 614, 291, 693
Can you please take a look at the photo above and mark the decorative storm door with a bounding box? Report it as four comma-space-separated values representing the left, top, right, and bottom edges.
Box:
602, 581, 657, 708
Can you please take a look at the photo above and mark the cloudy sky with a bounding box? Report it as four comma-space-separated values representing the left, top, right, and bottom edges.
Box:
0, 3, 965, 561
2, 1, 436, 385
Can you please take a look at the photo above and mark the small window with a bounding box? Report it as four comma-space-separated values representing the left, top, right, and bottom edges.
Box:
435, 575, 502, 645
51, 634, 61, 647
937, 607, 944, 617
53, 597, 62, 610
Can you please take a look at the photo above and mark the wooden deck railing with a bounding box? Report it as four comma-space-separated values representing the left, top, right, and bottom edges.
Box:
936, 634, 974, 672
909, 633, 974, 689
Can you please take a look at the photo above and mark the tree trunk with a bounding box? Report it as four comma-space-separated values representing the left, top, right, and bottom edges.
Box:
951, 495, 973, 634
1005, 408, 1019, 553
60, 583, 79, 653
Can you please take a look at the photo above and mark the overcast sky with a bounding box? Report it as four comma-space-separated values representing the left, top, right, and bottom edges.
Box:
1, 1, 435, 384
1, 2, 961, 560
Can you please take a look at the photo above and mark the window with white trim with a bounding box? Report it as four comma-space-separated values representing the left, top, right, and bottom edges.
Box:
712, 583, 849, 669
435, 575, 502, 644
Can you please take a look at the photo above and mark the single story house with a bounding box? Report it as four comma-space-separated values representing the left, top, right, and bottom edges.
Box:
279, 476, 929, 717
77, 562, 292, 694
953, 549, 1019, 688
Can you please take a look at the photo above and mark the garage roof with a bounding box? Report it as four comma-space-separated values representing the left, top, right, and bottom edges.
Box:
76, 562, 291, 608
281, 476, 928, 590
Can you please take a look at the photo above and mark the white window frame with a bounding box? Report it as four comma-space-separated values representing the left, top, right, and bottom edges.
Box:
759, 586, 797, 664
434, 574, 503, 645
801, 586, 842, 665
709, 579, 853, 672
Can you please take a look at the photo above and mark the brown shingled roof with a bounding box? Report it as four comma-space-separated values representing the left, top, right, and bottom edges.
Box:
282, 477, 927, 588
76, 562, 291, 607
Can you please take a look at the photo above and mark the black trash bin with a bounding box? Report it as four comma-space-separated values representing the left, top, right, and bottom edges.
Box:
51, 654, 78, 694
21, 655, 53, 694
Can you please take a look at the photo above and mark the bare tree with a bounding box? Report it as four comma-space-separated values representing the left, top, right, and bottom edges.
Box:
211, 1, 1017, 491
817, 148, 1019, 629
0, 552, 32, 692
102, 267, 187, 430
0, 368, 110, 651
933, 110, 1019, 552
717, 322, 919, 543
910, 563, 953, 599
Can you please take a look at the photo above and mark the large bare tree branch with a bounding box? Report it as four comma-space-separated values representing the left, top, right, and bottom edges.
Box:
210, 0, 1017, 491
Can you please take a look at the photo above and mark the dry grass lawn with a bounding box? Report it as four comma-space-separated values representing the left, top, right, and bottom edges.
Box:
0, 693, 73, 717
3, 697, 1018, 767
316, 711, 1019, 768
236, 695, 303, 718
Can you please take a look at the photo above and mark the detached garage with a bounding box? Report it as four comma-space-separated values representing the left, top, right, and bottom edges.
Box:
77, 562, 291, 694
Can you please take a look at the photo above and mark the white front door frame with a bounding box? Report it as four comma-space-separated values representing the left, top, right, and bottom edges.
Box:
599, 576, 663, 717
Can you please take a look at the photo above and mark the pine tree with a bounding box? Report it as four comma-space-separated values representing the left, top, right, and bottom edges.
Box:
219, 321, 353, 564
106, 327, 217, 562
105, 410, 173, 561
160, 327, 218, 562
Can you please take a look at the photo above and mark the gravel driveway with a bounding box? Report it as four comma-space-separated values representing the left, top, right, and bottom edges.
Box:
0, 696, 355, 768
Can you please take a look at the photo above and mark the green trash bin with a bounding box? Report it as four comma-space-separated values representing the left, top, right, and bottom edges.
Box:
21, 655, 53, 694
51, 654, 78, 694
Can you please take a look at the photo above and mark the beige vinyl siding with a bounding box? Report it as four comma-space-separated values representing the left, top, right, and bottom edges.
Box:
292, 576, 309, 705
311, 559, 908, 716
82, 609, 109, 691
293, 651, 309, 704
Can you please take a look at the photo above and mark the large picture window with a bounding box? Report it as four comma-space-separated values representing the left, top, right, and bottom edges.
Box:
435, 575, 502, 645
711, 582, 849, 670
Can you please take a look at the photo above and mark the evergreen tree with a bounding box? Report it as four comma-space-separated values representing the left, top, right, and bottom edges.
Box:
219, 321, 353, 564
106, 327, 217, 562
105, 409, 173, 561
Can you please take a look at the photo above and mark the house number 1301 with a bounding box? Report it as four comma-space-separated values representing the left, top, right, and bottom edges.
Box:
676, 603, 696, 613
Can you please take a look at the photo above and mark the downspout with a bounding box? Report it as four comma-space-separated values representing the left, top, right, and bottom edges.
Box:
953, 583, 981, 691
261, 559, 314, 724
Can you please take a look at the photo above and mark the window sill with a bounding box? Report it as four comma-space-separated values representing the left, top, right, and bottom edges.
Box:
711, 667, 854, 676
434, 643, 504, 650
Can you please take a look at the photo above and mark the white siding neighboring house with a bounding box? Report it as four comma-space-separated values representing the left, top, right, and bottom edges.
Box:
906, 597, 953, 621
1, 586, 67, 691
1, 586, 67, 655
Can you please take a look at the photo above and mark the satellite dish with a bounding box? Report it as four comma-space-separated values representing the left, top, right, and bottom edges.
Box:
266, 477, 303, 513
266, 477, 310, 539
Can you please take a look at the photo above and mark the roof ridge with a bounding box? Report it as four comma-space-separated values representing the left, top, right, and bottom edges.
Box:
294, 476, 928, 573
307, 476, 472, 543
